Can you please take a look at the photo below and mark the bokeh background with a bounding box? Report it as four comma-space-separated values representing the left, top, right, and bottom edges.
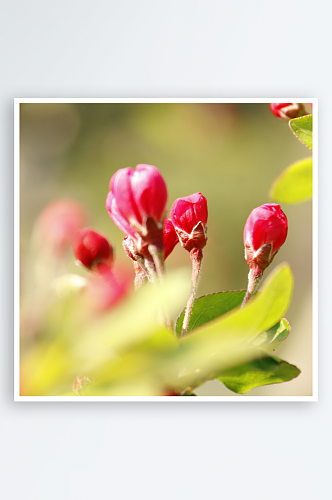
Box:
20, 102, 312, 396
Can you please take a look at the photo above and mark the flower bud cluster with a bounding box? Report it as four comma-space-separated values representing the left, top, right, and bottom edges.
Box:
105, 164, 209, 293
71, 162, 289, 317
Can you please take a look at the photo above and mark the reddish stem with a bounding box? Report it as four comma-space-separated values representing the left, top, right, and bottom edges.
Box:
182, 248, 203, 337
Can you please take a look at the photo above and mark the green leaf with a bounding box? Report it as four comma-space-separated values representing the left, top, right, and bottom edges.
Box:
217, 356, 301, 394
182, 263, 293, 345
252, 318, 290, 352
176, 290, 290, 350
165, 264, 294, 392
270, 157, 312, 204
289, 114, 312, 150
175, 290, 246, 336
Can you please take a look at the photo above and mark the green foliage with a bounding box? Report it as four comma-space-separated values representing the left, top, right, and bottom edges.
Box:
217, 356, 300, 394
176, 290, 246, 335
270, 157, 312, 203
21, 264, 296, 396
289, 114, 313, 150
251, 318, 290, 352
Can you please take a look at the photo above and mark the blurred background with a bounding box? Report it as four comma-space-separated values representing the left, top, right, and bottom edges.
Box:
20, 102, 312, 396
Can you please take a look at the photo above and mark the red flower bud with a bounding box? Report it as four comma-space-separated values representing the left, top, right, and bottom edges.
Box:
269, 102, 306, 120
170, 193, 208, 252
244, 204, 288, 272
72, 228, 113, 270
106, 192, 138, 241
35, 199, 87, 256
109, 164, 167, 231
107, 164, 168, 255
163, 218, 179, 260
87, 266, 131, 311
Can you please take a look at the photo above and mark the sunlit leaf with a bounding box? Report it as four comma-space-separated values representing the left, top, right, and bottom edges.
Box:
217, 356, 300, 394
289, 114, 312, 150
176, 290, 246, 336
270, 157, 312, 204
252, 318, 290, 352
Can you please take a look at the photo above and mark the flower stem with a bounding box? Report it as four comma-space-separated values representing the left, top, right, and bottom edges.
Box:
148, 243, 173, 331
133, 262, 147, 289
241, 268, 263, 308
182, 248, 203, 337
148, 243, 164, 281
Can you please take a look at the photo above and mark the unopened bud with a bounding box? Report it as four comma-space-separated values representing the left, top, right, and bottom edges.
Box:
269, 102, 306, 120
34, 199, 87, 256
170, 193, 208, 253
163, 218, 179, 260
106, 164, 167, 254
72, 228, 113, 270
244, 203, 288, 273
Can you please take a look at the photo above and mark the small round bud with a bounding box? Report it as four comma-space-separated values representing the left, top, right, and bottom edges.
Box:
244, 203, 288, 273
170, 193, 208, 252
72, 228, 113, 270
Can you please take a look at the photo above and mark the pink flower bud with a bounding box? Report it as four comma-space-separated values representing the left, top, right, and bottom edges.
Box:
72, 228, 113, 270
163, 218, 179, 260
87, 266, 131, 311
269, 102, 306, 120
244, 203, 288, 272
109, 164, 167, 233
106, 192, 137, 241
35, 199, 87, 255
170, 193, 208, 252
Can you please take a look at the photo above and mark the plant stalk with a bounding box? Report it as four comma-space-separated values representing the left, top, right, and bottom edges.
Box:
182, 248, 203, 337
241, 268, 263, 308
148, 243, 173, 331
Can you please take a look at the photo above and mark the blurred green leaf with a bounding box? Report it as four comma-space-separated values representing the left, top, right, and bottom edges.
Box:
175, 290, 246, 336
22, 264, 295, 396
289, 114, 312, 150
251, 318, 290, 352
78, 268, 190, 355
270, 157, 312, 203
78, 265, 294, 395
217, 356, 300, 394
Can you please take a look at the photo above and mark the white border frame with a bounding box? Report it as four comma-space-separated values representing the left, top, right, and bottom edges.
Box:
14, 98, 318, 402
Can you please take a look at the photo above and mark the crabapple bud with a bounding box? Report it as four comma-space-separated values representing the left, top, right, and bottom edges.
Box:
170, 193, 208, 253
269, 103, 306, 120
35, 199, 86, 256
87, 266, 131, 311
163, 218, 179, 260
72, 228, 113, 270
107, 165, 167, 253
106, 192, 138, 241
244, 203, 288, 273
